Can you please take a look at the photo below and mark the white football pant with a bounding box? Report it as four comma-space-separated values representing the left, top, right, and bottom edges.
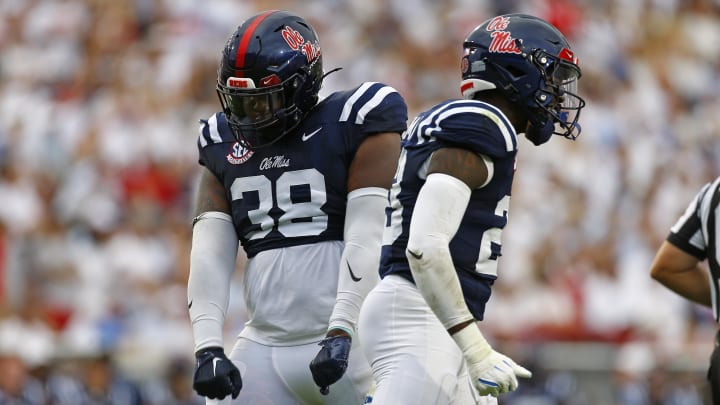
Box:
359, 274, 497, 405
207, 337, 372, 404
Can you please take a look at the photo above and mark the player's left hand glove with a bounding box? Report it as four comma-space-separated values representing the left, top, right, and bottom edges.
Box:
309, 334, 352, 395
193, 347, 242, 400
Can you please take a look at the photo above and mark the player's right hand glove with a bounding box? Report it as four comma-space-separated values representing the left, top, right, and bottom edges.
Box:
193, 347, 242, 400
309, 334, 352, 395
452, 324, 532, 397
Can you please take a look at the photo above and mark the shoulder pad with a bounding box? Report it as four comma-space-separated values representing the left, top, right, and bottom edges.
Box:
330, 82, 408, 133
197, 112, 236, 150
415, 100, 517, 156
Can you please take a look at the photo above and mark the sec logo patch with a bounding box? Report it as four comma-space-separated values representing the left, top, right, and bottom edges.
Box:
227, 142, 254, 165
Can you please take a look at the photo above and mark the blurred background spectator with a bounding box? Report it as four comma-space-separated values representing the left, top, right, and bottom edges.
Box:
0, 0, 719, 403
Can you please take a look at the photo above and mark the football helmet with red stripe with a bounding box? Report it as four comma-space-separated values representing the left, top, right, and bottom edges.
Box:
460, 14, 585, 144
217, 10, 324, 149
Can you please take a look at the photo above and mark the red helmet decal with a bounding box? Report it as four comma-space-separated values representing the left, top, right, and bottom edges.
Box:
281, 26, 305, 49
460, 81, 474, 94
488, 31, 522, 54
259, 74, 281, 87
227, 77, 256, 89
281, 25, 321, 63
558, 47, 578, 65
485, 16, 521, 54
486, 16, 510, 31
235, 10, 276, 69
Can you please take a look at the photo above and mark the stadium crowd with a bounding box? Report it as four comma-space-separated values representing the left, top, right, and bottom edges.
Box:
0, 0, 718, 403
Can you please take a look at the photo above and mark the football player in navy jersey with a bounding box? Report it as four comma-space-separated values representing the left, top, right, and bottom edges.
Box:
358, 14, 585, 404
186, 10, 407, 404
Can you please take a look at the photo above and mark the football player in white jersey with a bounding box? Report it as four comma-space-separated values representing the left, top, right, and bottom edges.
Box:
358, 14, 584, 404
651, 176, 720, 402
186, 10, 407, 404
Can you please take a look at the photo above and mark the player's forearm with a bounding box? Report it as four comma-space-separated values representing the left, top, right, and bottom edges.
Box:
327, 188, 387, 337
406, 173, 475, 330
188, 212, 239, 351
408, 238, 474, 329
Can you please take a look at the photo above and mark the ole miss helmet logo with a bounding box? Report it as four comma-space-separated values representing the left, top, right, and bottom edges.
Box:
486, 16, 522, 54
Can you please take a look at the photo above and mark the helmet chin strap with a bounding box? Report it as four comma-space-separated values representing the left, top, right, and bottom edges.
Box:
525, 116, 554, 146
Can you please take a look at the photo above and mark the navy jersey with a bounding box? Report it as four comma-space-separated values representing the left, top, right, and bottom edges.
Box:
197, 82, 407, 258
380, 99, 518, 319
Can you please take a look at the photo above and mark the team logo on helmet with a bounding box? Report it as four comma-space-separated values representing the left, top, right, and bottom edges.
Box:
281, 26, 321, 63
486, 16, 521, 54
226, 142, 254, 165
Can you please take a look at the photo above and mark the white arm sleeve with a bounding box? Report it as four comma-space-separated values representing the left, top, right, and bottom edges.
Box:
406, 173, 475, 329
188, 211, 239, 352
408, 172, 502, 370
327, 187, 388, 337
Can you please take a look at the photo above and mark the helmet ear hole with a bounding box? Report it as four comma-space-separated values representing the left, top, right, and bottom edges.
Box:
503, 65, 526, 79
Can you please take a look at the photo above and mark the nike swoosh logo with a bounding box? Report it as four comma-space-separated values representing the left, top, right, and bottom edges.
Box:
301, 127, 322, 141
213, 358, 221, 376
347, 260, 362, 282
478, 378, 499, 387
407, 249, 423, 260
188, 300, 193, 309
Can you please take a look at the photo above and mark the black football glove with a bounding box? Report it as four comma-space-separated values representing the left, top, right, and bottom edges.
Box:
193, 347, 242, 400
309, 335, 352, 395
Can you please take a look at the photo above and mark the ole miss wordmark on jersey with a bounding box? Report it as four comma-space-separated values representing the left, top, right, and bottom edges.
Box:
197, 82, 407, 257
380, 99, 518, 319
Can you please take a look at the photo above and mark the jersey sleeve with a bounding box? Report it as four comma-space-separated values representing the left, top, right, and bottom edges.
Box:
667, 181, 712, 260
429, 101, 517, 158
197, 112, 235, 167
337, 82, 408, 135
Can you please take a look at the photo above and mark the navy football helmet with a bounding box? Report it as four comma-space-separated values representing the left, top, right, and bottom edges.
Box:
460, 14, 585, 145
216, 10, 324, 149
